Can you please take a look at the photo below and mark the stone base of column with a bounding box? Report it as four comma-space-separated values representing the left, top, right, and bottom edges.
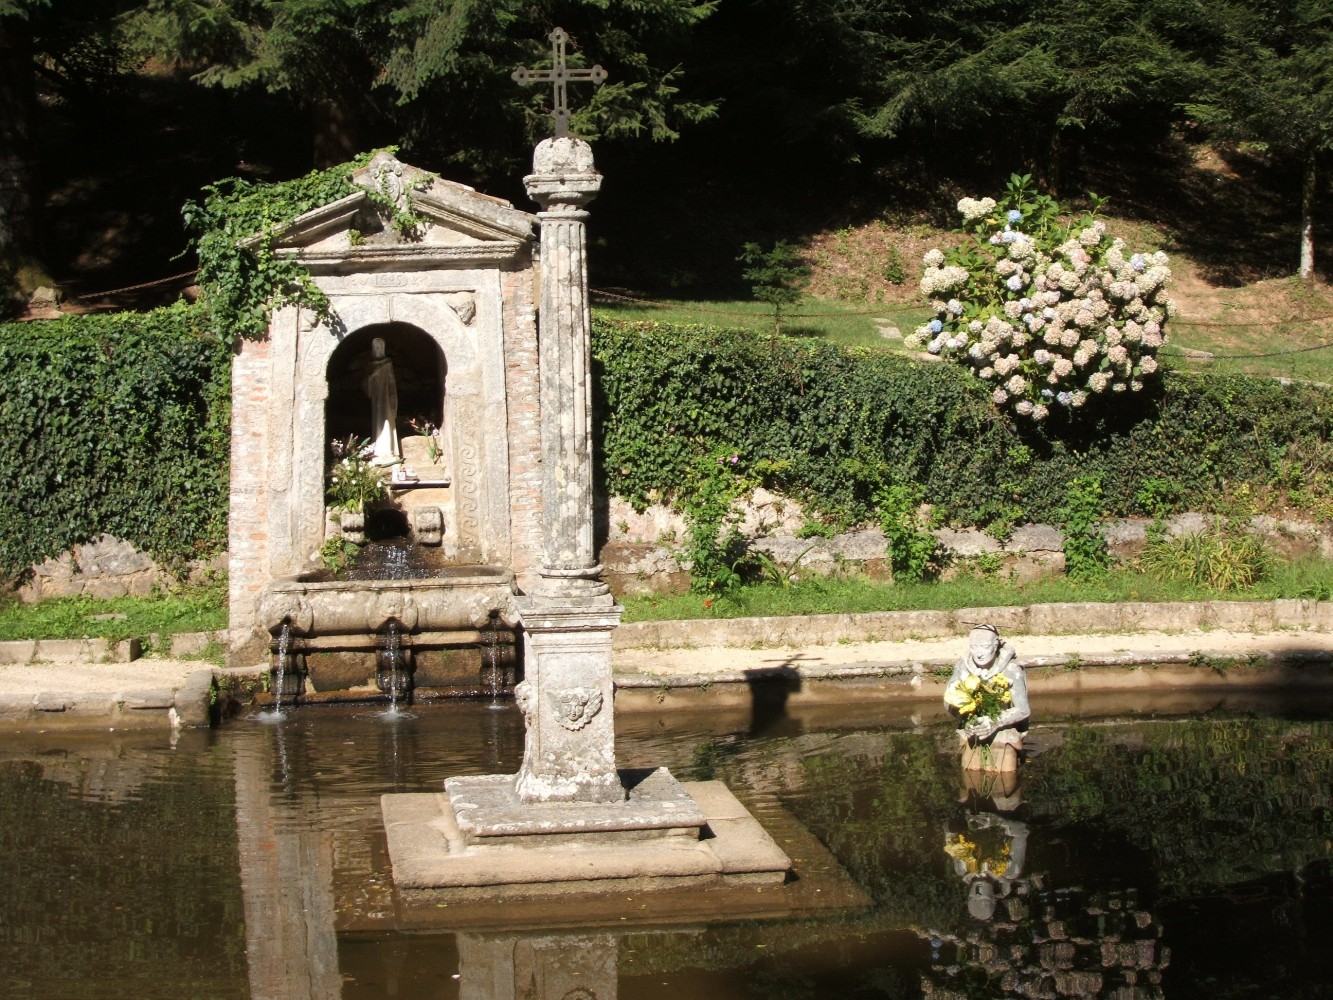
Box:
380, 772, 792, 891
512, 592, 624, 803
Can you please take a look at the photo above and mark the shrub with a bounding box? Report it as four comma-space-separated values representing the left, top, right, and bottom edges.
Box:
1141, 519, 1271, 591
592, 318, 1333, 532
1061, 475, 1109, 581
0, 303, 230, 584
905, 175, 1171, 421
876, 484, 942, 583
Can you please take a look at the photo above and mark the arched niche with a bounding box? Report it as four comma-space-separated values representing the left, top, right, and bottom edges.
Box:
324, 322, 447, 456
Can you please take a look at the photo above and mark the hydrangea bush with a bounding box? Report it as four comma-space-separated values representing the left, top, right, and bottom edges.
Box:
905, 175, 1172, 421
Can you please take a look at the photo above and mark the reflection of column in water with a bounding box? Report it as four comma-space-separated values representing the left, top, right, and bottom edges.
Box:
458, 932, 617, 1000
232, 735, 343, 1000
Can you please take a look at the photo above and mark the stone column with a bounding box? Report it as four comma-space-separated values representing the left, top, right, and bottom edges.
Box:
514, 135, 624, 804
526, 135, 605, 596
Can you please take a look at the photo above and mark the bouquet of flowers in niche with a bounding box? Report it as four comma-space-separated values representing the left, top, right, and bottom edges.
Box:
904, 174, 1172, 421
944, 670, 1014, 738
406, 416, 442, 464
326, 435, 390, 512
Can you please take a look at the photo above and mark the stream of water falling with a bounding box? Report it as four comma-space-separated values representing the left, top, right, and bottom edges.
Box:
275, 622, 291, 711
482, 620, 503, 709
254, 621, 292, 723
384, 619, 402, 715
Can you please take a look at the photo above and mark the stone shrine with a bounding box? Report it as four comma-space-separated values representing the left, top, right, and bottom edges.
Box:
227, 151, 543, 685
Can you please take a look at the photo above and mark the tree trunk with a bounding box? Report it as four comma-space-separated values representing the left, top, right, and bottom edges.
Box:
1299, 149, 1316, 284
0, 15, 38, 269
312, 97, 360, 168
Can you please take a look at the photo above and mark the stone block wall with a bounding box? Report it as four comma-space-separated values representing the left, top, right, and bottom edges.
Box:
228, 333, 273, 658
501, 263, 544, 591
599, 490, 1333, 596
17, 534, 226, 603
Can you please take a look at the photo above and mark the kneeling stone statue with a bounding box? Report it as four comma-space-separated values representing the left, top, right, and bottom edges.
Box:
944, 624, 1030, 772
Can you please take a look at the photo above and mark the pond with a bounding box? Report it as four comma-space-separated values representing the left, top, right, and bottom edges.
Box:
0, 689, 1330, 999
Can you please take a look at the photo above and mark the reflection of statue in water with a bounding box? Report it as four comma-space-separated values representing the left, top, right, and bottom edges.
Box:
944, 624, 1030, 772
362, 337, 401, 465
945, 811, 1029, 922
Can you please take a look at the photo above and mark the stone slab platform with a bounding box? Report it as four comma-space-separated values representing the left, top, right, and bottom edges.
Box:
446, 767, 706, 843
383, 778, 791, 891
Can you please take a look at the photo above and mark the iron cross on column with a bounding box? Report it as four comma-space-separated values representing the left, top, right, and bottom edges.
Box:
512, 27, 607, 138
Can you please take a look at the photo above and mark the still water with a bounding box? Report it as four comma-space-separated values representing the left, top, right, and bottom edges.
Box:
0, 690, 1330, 999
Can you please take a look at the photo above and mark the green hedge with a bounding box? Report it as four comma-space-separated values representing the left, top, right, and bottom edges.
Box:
3, 311, 1329, 587
593, 318, 1333, 528
0, 303, 230, 585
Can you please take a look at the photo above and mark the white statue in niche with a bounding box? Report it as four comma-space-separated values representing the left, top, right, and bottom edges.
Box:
362, 337, 401, 465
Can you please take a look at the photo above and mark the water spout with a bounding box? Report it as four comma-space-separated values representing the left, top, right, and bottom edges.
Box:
482, 614, 503, 709
274, 621, 291, 714
375, 618, 414, 713
386, 619, 401, 713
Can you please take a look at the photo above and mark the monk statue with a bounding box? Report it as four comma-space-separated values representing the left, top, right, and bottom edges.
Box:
362, 337, 401, 465
944, 624, 1030, 772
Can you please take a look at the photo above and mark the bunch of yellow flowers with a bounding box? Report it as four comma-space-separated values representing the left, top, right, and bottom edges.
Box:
944, 832, 1012, 877
944, 671, 1013, 722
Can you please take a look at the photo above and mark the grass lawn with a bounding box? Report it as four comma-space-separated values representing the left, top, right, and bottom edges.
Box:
594, 295, 931, 353
620, 554, 1333, 623
0, 580, 227, 646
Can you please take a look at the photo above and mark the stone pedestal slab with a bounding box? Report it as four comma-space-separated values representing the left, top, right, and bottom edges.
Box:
381, 778, 791, 891
449, 767, 705, 844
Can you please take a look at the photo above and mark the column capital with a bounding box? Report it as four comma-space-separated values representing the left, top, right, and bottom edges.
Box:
524, 136, 602, 212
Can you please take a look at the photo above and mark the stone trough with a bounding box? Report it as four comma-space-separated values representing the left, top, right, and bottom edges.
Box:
260, 565, 520, 696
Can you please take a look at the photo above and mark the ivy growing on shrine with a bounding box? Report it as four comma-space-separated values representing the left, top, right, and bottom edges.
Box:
182, 149, 427, 343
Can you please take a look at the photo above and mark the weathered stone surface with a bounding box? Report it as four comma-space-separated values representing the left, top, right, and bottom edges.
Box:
382, 779, 790, 890
1028, 603, 1122, 634
0, 641, 37, 664
1208, 600, 1274, 631
514, 596, 623, 803
938, 527, 1002, 556
448, 767, 705, 841
168, 630, 226, 657
600, 542, 688, 596
1008, 523, 1065, 551
958, 606, 1029, 633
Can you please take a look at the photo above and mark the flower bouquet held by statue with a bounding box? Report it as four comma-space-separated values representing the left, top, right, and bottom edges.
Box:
944, 625, 1030, 773
945, 670, 1015, 742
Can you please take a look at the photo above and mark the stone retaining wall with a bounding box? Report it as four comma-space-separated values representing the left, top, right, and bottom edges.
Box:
16, 533, 226, 603
13, 505, 1333, 604
613, 598, 1333, 650
602, 494, 1333, 595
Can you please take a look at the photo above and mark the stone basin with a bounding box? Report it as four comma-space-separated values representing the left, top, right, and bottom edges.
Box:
263, 564, 519, 636
260, 565, 521, 693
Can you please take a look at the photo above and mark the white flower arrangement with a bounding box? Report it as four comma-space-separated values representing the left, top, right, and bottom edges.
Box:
904, 176, 1172, 421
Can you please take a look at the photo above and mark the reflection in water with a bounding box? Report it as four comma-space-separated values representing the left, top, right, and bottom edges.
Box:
932, 771, 1169, 998
0, 701, 1331, 998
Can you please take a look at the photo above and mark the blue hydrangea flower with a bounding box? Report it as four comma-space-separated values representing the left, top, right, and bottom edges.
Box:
928, 318, 943, 333
1006, 274, 1023, 292
1007, 209, 1023, 224
1130, 253, 1147, 272
1057, 391, 1074, 406
1041, 388, 1054, 398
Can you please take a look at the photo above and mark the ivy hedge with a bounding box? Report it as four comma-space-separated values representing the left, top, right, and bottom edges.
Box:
4, 312, 1331, 586
593, 319, 1333, 529
0, 303, 230, 585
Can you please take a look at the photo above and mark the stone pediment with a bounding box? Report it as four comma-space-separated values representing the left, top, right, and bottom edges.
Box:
266, 152, 536, 271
